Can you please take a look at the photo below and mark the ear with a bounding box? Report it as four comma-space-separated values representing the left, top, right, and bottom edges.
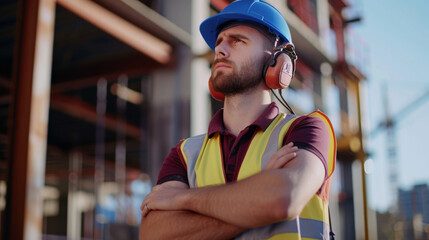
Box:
209, 77, 225, 101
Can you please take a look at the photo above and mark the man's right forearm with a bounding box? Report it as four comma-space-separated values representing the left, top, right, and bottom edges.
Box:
139, 210, 245, 240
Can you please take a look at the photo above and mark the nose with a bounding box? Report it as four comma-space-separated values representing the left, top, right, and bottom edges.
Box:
215, 40, 229, 59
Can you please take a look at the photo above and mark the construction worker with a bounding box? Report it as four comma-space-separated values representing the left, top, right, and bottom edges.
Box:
140, 0, 336, 239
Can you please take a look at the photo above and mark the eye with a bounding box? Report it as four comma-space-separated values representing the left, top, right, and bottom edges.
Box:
215, 39, 222, 47
234, 38, 245, 44
215, 35, 225, 47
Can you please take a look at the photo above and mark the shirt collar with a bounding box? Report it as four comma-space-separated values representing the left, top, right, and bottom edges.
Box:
207, 102, 280, 137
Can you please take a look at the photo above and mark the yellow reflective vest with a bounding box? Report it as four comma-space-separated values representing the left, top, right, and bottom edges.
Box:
180, 111, 336, 240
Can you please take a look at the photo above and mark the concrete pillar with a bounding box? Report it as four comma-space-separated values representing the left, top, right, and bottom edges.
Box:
191, 0, 211, 136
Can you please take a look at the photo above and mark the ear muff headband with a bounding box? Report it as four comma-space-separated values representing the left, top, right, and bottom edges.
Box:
209, 43, 297, 102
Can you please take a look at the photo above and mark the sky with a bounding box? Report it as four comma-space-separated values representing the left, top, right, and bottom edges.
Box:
352, 0, 429, 211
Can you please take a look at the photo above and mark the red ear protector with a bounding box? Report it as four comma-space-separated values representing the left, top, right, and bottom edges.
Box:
209, 77, 226, 101
264, 42, 297, 89
209, 42, 297, 102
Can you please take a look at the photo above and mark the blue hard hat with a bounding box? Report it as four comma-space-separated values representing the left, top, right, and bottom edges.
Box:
200, 0, 292, 51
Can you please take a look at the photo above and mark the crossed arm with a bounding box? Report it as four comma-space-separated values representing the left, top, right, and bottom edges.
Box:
139, 143, 325, 239
139, 181, 245, 240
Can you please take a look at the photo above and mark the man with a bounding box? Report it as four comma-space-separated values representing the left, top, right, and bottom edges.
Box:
140, 0, 336, 239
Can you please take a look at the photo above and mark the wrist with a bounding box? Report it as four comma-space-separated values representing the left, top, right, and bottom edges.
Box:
177, 188, 193, 211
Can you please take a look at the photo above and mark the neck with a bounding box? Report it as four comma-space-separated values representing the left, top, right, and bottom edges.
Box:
223, 84, 271, 136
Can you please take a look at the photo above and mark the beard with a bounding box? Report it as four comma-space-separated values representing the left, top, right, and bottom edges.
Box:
211, 58, 265, 96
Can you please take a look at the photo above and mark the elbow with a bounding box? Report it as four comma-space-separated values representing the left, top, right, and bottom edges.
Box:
139, 219, 148, 240
139, 214, 155, 240
270, 194, 303, 221
140, 223, 156, 240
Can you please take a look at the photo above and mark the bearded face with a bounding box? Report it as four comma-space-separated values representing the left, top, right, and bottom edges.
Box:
210, 25, 274, 97
211, 56, 266, 96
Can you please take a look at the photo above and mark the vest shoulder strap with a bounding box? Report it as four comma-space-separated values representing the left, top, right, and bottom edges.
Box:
259, 113, 298, 169
180, 133, 207, 188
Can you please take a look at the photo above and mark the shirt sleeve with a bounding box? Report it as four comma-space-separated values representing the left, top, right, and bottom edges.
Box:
157, 141, 189, 185
284, 115, 330, 180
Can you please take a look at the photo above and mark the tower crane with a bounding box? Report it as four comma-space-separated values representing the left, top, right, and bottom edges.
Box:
371, 86, 429, 210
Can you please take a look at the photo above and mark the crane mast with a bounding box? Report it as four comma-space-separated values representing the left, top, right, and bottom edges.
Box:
378, 86, 429, 211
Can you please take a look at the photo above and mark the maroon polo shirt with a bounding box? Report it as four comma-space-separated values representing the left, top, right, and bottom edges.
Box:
157, 102, 329, 185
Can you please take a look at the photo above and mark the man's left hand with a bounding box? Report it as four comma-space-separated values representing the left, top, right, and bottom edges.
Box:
141, 183, 188, 217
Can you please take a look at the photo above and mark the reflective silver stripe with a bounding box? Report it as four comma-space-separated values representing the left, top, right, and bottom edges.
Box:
299, 218, 330, 239
235, 218, 299, 240
260, 114, 296, 169
182, 134, 206, 188
236, 218, 329, 240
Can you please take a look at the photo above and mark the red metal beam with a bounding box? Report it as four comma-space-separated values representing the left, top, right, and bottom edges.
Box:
50, 94, 141, 139
6, 0, 56, 239
0, 52, 174, 100
1, 91, 142, 139
44, 151, 140, 181
0, 89, 143, 140
50, 53, 173, 94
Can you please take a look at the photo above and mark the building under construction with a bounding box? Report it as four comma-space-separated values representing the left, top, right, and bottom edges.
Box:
0, 0, 374, 239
